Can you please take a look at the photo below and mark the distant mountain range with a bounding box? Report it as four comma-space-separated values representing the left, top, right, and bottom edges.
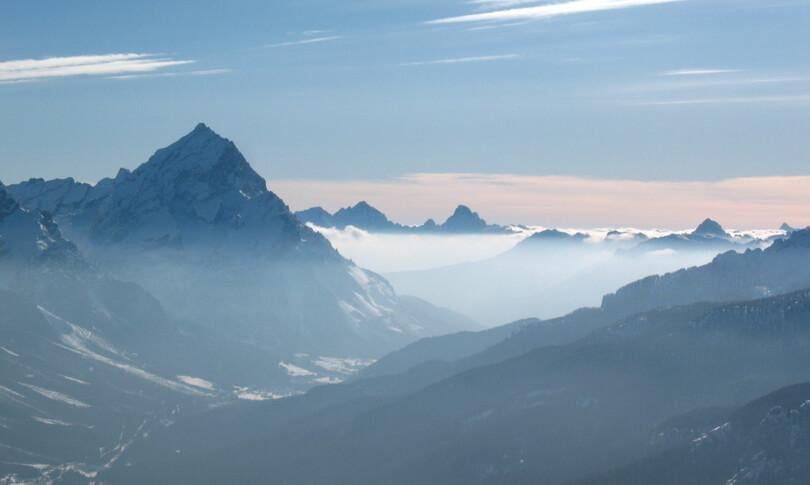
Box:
295, 201, 796, 264
296, 202, 514, 234
374, 226, 810, 379
298, 198, 788, 259
602, 227, 810, 317
385, 217, 778, 324
100, 243, 810, 484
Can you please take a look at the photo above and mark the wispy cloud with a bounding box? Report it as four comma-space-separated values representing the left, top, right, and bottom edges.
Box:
271, 173, 810, 229
466, 20, 533, 31
108, 68, 230, 80
468, 0, 545, 9
630, 75, 810, 93
0, 53, 194, 83
265, 36, 342, 48
428, 0, 682, 24
662, 69, 741, 76
400, 54, 522, 67
643, 93, 810, 106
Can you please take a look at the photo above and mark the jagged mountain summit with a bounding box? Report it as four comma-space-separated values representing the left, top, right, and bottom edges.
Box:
692, 218, 730, 238
333, 201, 402, 232
0, 180, 80, 267
12, 123, 335, 258
631, 218, 739, 253
781, 222, 798, 233
296, 201, 402, 232
439, 204, 502, 233
8, 124, 474, 357
295, 201, 514, 234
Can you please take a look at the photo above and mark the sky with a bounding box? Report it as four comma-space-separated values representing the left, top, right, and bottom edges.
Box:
1, 0, 809, 228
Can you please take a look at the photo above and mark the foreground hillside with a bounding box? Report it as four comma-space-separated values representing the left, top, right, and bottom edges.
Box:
105, 286, 810, 484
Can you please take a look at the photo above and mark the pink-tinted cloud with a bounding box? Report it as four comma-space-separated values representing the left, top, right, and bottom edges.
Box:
269, 173, 810, 229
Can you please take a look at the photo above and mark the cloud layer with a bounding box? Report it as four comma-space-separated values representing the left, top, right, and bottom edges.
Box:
271, 173, 810, 229
0, 53, 194, 83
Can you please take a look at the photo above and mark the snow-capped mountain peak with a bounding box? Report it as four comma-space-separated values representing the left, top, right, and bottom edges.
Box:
70, 123, 331, 253
130, 122, 267, 201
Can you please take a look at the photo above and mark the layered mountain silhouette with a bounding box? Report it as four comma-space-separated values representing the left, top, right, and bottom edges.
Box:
103, 286, 810, 485
630, 217, 739, 253
295, 201, 513, 234
603, 227, 810, 317
371, 227, 810, 379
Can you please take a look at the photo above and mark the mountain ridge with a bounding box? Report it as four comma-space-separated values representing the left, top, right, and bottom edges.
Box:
7, 124, 476, 358
295, 201, 514, 234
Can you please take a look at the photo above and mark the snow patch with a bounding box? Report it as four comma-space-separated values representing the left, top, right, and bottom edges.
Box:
314, 376, 343, 385
176, 375, 215, 391
0, 347, 19, 357
37, 306, 210, 397
313, 357, 374, 375
233, 386, 290, 401
32, 416, 72, 426
278, 362, 316, 377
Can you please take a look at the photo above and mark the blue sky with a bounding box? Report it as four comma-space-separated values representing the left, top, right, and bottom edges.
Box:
1, 0, 809, 226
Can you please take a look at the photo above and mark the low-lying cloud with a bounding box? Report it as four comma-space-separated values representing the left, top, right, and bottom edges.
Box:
310, 224, 529, 273
308, 224, 733, 324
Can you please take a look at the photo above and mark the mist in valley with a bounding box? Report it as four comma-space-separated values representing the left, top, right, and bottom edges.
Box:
315, 224, 742, 325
